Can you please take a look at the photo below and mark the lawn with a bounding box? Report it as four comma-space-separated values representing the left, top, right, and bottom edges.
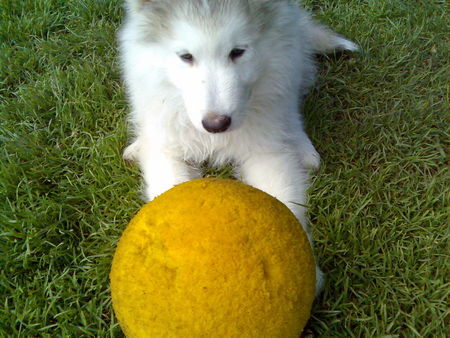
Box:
0, 0, 447, 336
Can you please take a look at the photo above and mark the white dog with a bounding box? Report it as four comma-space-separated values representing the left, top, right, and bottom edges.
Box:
119, 0, 357, 293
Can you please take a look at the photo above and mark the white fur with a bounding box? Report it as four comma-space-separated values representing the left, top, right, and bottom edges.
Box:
119, 0, 357, 296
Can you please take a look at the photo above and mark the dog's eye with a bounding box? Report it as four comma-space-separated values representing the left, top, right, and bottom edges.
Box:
179, 53, 194, 64
229, 48, 246, 61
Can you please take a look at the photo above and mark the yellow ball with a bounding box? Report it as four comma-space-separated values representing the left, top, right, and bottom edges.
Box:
110, 178, 315, 337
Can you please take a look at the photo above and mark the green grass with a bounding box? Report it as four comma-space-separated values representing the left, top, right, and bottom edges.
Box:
0, 0, 447, 336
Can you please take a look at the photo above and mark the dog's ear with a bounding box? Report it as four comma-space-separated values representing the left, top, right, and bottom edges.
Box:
306, 19, 359, 54
124, 0, 172, 41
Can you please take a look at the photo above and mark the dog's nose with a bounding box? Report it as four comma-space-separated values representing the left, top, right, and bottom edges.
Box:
202, 113, 232, 133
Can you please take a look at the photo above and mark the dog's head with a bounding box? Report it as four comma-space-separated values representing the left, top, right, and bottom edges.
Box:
125, 0, 281, 133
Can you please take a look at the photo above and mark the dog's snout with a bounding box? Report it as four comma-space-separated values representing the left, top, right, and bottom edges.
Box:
202, 113, 232, 133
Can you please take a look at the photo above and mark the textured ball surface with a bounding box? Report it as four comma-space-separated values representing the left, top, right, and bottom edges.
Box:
110, 178, 315, 337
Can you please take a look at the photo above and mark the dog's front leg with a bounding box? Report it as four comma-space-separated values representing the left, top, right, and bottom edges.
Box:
135, 147, 200, 201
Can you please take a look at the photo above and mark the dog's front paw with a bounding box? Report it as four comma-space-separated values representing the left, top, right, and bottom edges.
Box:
123, 141, 139, 162
299, 146, 321, 170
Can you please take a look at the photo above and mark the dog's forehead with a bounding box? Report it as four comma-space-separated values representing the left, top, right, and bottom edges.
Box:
168, 15, 254, 52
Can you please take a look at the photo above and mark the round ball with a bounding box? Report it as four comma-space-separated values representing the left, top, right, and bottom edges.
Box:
110, 178, 315, 337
